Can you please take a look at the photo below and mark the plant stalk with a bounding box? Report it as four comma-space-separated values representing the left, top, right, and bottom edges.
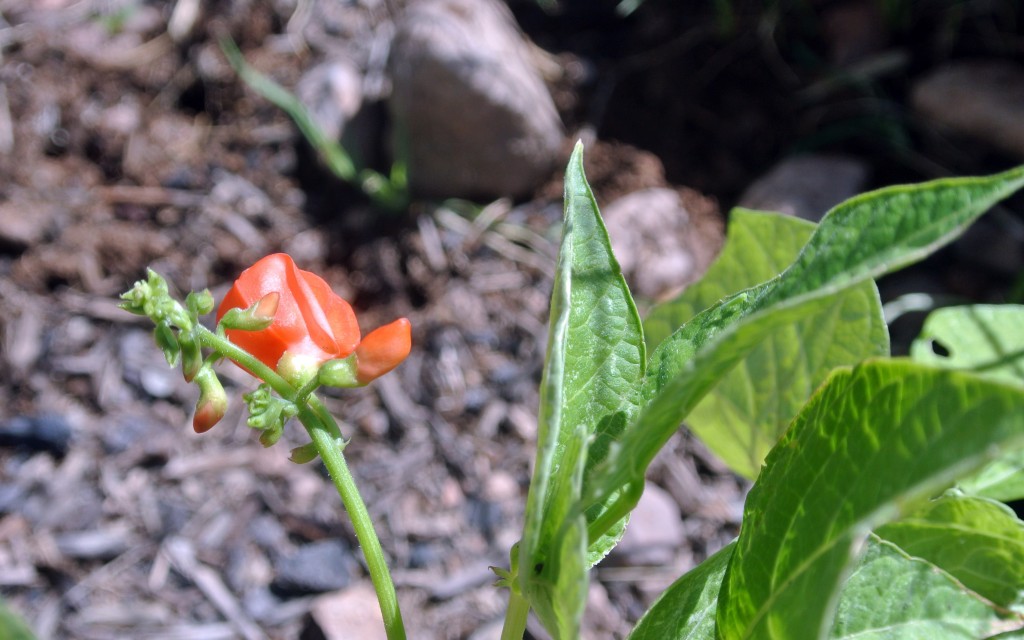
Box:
500, 588, 530, 640
303, 404, 407, 640
197, 327, 406, 639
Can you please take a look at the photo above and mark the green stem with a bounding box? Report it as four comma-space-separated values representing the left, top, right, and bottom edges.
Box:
500, 589, 530, 640
196, 327, 295, 400
303, 405, 406, 640
197, 327, 405, 639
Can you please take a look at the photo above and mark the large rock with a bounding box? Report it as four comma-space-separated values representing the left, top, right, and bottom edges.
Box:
912, 61, 1024, 159
602, 187, 723, 301
388, 0, 563, 199
738, 154, 869, 222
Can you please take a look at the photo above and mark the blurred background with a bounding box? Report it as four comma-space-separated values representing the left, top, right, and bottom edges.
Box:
0, 0, 1022, 638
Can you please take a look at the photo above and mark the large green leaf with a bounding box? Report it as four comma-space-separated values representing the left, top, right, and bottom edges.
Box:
518, 142, 644, 638
831, 536, 1018, 640
911, 305, 1024, 384
876, 492, 1024, 610
717, 360, 1024, 640
626, 542, 734, 640
645, 210, 888, 479
911, 306, 1024, 501
585, 166, 1024, 537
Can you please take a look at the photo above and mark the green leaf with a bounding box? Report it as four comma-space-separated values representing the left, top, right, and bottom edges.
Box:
911, 305, 1024, 384
645, 210, 888, 479
586, 166, 1024, 532
717, 360, 1024, 640
831, 536, 1019, 639
0, 599, 35, 640
644, 210, 818, 350
519, 142, 645, 638
959, 449, 1024, 503
626, 542, 734, 640
876, 493, 1024, 610
911, 306, 1024, 501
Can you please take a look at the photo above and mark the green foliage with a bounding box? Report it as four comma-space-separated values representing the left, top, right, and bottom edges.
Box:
830, 536, 1014, 640
510, 153, 1024, 640
911, 306, 1024, 502
718, 361, 1024, 639
644, 210, 887, 478
518, 142, 645, 638
876, 492, 1024, 610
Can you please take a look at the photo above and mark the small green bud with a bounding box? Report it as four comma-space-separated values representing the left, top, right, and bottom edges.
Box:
186, 289, 215, 317
318, 354, 361, 388
243, 384, 297, 445
193, 366, 227, 433
179, 330, 203, 382
219, 292, 279, 332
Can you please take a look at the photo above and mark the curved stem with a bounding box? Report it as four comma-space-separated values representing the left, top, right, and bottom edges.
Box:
196, 327, 295, 400
500, 589, 530, 640
302, 400, 406, 640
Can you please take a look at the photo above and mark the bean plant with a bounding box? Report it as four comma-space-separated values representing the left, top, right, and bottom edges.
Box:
111, 143, 1024, 640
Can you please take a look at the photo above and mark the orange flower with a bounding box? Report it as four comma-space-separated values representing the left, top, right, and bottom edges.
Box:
217, 254, 411, 385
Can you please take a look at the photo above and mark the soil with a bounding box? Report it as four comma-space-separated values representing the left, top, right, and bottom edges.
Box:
0, 1, 1021, 639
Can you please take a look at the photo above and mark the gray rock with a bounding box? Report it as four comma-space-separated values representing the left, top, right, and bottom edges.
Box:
388, 0, 563, 199
603, 187, 723, 301
913, 61, 1024, 158
738, 154, 869, 222
297, 59, 384, 172
307, 583, 386, 640
272, 539, 357, 595
609, 483, 684, 567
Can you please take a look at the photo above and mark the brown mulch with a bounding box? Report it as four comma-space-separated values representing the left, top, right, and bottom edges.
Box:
0, 2, 743, 639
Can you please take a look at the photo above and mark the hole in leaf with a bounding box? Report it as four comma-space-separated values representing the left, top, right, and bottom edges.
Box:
930, 339, 951, 357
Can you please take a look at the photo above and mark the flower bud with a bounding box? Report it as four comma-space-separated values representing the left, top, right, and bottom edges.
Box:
179, 330, 203, 382
193, 366, 227, 433
186, 289, 215, 316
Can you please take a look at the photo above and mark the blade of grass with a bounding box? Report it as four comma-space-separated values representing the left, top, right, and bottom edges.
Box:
219, 37, 407, 212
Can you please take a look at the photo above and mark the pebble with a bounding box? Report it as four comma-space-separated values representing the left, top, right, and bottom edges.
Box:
0, 414, 73, 456
271, 539, 357, 596
306, 583, 386, 640
608, 483, 684, 567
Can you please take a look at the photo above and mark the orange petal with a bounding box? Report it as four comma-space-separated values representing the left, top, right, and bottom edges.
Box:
355, 318, 412, 384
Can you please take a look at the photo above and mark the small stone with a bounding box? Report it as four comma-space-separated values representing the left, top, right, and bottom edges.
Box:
272, 539, 357, 596
912, 61, 1024, 159
738, 154, 869, 222
602, 187, 723, 301
0, 415, 72, 457
388, 0, 563, 199
297, 58, 386, 173
306, 582, 387, 640
0, 200, 55, 252
608, 483, 684, 567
